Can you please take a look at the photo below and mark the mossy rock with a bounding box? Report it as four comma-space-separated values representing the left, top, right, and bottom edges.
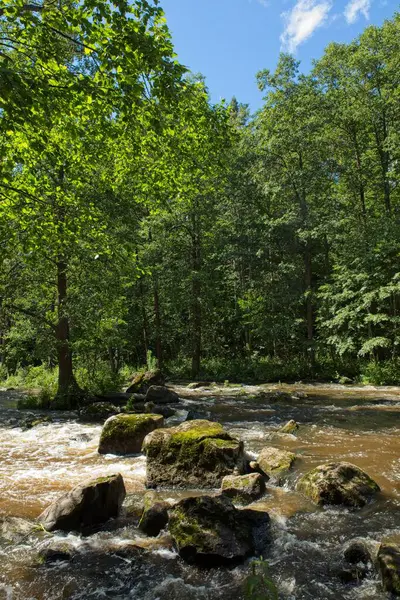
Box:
168, 495, 270, 566
126, 370, 165, 394
38, 473, 126, 533
257, 447, 296, 480
145, 385, 180, 404
221, 473, 266, 504
143, 420, 245, 488
79, 402, 119, 423
278, 419, 299, 435
378, 543, 400, 595
98, 413, 164, 455
138, 491, 169, 537
296, 462, 380, 508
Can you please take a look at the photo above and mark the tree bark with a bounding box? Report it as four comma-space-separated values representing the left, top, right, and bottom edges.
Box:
191, 210, 202, 379
54, 259, 82, 406
153, 275, 162, 369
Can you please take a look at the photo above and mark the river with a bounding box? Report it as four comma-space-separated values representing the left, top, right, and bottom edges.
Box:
0, 383, 399, 599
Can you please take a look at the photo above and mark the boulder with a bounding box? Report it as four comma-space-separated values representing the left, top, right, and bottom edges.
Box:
98, 413, 164, 455
144, 402, 175, 418
143, 420, 245, 488
38, 542, 76, 564
168, 495, 270, 566
38, 474, 126, 532
78, 402, 119, 423
126, 370, 165, 394
296, 462, 380, 508
378, 543, 400, 595
257, 447, 296, 480
145, 385, 180, 404
221, 473, 266, 504
278, 419, 299, 435
343, 539, 376, 565
138, 492, 169, 537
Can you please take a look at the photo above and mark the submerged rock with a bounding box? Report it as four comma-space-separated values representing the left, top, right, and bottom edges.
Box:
342, 538, 377, 565
378, 543, 400, 595
145, 385, 180, 404
38, 473, 126, 532
278, 419, 299, 435
126, 370, 165, 394
221, 473, 266, 504
257, 447, 296, 480
143, 420, 245, 488
169, 495, 270, 566
187, 382, 213, 389
296, 462, 380, 508
98, 413, 164, 455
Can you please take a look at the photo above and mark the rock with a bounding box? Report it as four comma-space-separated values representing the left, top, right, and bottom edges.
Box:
38, 542, 76, 564
38, 473, 126, 532
145, 385, 180, 404
343, 539, 374, 565
337, 566, 369, 584
95, 392, 133, 406
278, 419, 299, 435
127, 393, 147, 404
378, 543, 400, 595
126, 370, 165, 394
23, 415, 53, 429
98, 413, 164, 455
248, 461, 263, 474
139, 492, 169, 537
221, 473, 266, 504
78, 402, 119, 422
187, 382, 213, 389
145, 403, 175, 418
296, 462, 380, 508
257, 447, 296, 480
143, 420, 245, 488
169, 495, 270, 566
186, 410, 209, 421
0, 516, 35, 543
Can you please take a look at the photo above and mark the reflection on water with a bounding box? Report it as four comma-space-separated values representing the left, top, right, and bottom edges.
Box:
1, 384, 400, 599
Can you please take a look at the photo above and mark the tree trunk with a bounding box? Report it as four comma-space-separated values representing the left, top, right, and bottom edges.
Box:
191, 210, 201, 379
153, 275, 162, 369
304, 244, 315, 367
54, 260, 82, 407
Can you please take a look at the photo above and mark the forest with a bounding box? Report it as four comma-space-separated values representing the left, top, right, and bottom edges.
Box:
1, 1, 400, 405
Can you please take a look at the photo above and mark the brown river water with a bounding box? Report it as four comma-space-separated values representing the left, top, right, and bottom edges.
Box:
0, 383, 399, 599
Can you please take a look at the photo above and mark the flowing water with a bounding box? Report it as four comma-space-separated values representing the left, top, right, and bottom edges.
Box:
1, 383, 400, 599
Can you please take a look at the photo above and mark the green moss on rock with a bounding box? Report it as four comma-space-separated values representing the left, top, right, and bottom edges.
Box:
221, 473, 266, 504
378, 543, 400, 595
296, 462, 380, 508
98, 413, 164, 455
169, 495, 270, 566
257, 447, 296, 480
143, 420, 245, 488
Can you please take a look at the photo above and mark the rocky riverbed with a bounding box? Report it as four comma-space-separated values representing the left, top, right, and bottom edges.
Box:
1, 383, 400, 599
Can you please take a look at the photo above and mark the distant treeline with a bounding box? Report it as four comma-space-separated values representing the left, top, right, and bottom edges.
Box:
1, 3, 400, 400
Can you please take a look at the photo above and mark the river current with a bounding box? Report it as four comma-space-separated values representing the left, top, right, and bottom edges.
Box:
0, 383, 399, 599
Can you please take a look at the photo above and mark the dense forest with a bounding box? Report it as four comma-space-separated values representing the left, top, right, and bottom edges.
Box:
1, 1, 400, 405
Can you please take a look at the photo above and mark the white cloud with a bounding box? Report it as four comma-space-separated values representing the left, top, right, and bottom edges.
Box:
280, 0, 332, 53
344, 0, 370, 23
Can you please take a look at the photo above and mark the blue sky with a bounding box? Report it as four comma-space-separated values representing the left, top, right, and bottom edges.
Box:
161, 0, 398, 112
